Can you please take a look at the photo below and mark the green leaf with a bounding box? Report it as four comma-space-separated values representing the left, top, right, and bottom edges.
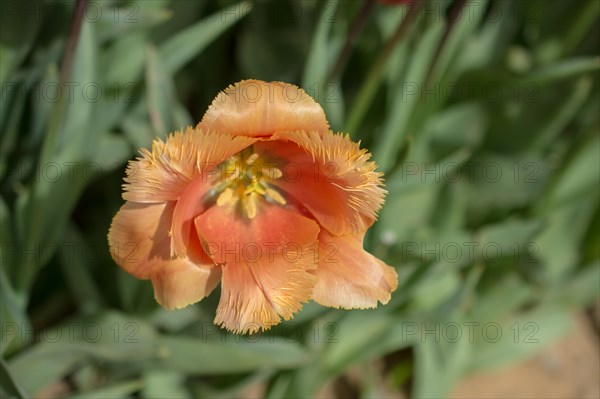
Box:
117, 271, 157, 314
161, 335, 310, 374
102, 31, 148, 86
121, 111, 156, 149
429, 0, 490, 83
528, 76, 593, 152
302, 1, 336, 93
8, 350, 81, 396
58, 224, 104, 313
96, 3, 172, 42
0, 80, 27, 169
472, 275, 535, 320
0, 0, 42, 86
464, 154, 551, 221
149, 307, 202, 333
265, 373, 292, 399
92, 133, 132, 172
0, 198, 29, 356
455, 1, 515, 71
413, 337, 471, 399
238, 28, 302, 81
0, 196, 13, 274
15, 20, 99, 291
465, 309, 572, 373
535, 197, 598, 283
302, 1, 343, 130
377, 150, 471, 244
146, 45, 176, 135
373, 23, 445, 171
410, 269, 461, 311
522, 56, 600, 87
159, 2, 253, 74
0, 356, 27, 399
425, 104, 487, 153
29, 65, 59, 148
545, 261, 600, 306
544, 133, 600, 210
475, 218, 544, 263
319, 312, 415, 382
59, 21, 98, 156
377, 182, 439, 244
188, 369, 271, 399
561, 0, 600, 56
68, 380, 144, 399
142, 371, 188, 399
8, 311, 160, 394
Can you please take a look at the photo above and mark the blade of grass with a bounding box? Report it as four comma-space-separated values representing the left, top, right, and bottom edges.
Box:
0, 357, 27, 399
344, 0, 424, 135
372, 22, 445, 171
159, 1, 253, 74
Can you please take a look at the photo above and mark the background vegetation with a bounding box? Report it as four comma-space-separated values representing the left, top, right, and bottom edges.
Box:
1, 0, 598, 397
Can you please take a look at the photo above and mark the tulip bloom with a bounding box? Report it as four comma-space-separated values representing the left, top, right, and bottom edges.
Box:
109, 80, 397, 333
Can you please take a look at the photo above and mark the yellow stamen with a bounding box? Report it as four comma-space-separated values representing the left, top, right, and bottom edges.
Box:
242, 193, 257, 219
266, 188, 286, 205
214, 149, 286, 219
245, 153, 259, 165
217, 187, 235, 207
262, 167, 283, 180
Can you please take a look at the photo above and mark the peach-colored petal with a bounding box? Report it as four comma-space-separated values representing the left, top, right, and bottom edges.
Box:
255, 131, 386, 235
108, 202, 174, 278
108, 201, 219, 309
151, 257, 221, 309
195, 202, 320, 334
123, 127, 255, 203
311, 229, 398, 309
197, 80, 330, 138
170, 177, 212, 257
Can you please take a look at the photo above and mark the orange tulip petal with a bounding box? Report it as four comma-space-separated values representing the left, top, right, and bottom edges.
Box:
256, 130, 386, 235
151, 258, 221, 309
170, 177, 212, 257
123, 127, 255, 203
108, 201, 174, 278
312, 229, 398, 309
108, 201, 219, 309
194, 202, 320, 333
197, 80, 330, 138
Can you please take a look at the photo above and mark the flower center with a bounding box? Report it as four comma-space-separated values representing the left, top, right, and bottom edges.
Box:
213, 147, 286, 219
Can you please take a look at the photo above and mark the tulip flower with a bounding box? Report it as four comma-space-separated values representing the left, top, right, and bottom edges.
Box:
109, 80, 397, 333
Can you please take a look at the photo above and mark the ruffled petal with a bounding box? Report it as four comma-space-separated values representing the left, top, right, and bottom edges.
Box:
123, 127, 255, 203
195, 202, 320, 334
311, 229, 398, 309
108, 201, 219, 309
197, 80, 330, 138
255, 130, 386, 235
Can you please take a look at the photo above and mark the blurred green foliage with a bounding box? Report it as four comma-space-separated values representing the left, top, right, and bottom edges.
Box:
0, 0, 598, 398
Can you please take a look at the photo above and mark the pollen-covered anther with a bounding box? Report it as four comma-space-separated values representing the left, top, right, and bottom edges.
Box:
242, 193, 258, 219
265, 187, 286, 205
262, 166, 283, 180
214, 149, 287, 218
216, 187, 236, 207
